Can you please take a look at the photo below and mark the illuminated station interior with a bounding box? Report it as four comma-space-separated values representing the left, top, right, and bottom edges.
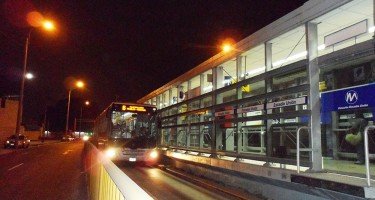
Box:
137, 0, 375, 198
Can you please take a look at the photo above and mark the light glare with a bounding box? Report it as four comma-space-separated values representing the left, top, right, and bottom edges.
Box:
105, 148, 116, 158
150, 150, 158, 159
222, 44, 233, 52
25, 73, 34, 79
82, 135, 89, 141
76, 81, 84, 88
42, 20, 55, 31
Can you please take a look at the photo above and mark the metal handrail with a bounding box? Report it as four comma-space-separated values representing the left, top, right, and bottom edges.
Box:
364, 125, 375, 187
297, 126, 310, 173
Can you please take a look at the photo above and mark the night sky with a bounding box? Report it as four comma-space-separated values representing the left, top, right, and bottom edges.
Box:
1, 0, 308, 127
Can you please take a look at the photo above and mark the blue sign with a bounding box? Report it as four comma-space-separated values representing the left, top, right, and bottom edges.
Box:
321, 83, 375, 112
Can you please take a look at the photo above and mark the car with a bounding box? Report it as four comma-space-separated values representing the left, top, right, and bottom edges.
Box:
3, 134, 30, 149
61, 135, 74, 142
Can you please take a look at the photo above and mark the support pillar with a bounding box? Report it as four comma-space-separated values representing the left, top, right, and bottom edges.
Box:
306, 22, 323, 172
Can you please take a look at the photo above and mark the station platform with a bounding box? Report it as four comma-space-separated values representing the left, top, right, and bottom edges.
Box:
162, 149, 375, 199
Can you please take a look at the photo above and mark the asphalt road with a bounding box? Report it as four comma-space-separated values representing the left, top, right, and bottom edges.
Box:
0, 141, 87, 200
119, 164, 243, 200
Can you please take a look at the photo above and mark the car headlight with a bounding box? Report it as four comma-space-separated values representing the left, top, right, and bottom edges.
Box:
6, 141, 9, 144
82, 135, 89, 141
149, 150, 158, 159
105, 148, 116, 159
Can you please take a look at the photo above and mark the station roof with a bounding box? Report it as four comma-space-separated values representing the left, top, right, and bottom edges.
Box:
137, 0, 351, 104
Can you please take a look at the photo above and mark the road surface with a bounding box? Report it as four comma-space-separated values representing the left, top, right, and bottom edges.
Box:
0, 141, 87, 200
119, 164, 250, 200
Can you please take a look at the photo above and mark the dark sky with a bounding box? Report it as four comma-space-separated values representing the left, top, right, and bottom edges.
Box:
1, 0, 308, 124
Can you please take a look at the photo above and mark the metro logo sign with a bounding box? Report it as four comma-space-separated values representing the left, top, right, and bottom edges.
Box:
321, 83, 375, 112
345, 90, 358, 104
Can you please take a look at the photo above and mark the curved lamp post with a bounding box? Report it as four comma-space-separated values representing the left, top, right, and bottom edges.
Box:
65, 81, 85, 135
15, 20, 55, 148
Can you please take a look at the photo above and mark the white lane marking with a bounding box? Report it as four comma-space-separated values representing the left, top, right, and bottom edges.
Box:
62, 149, 73, 155
8, 163, 24, 171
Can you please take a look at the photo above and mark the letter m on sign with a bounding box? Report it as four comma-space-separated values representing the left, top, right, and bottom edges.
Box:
345, 90, 358, 104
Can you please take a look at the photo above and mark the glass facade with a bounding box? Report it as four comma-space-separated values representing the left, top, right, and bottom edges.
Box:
141, 0, 375, 177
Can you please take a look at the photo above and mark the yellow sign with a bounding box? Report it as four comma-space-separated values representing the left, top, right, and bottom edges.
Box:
121, 105, 147, 112
319, 81, 327, 91
242, 85, 251, 92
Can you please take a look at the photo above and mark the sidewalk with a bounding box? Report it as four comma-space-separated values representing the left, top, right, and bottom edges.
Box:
0, 140, 60, 155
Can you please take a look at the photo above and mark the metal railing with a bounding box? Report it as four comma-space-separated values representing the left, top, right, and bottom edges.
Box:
296, 126, 311, 173
84, 143, 153, 200
364, 125, 375, 187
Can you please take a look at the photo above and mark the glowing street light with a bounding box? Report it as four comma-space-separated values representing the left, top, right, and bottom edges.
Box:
42, 20, 55, 31
15, 16, 57, 147
76, 81, 84, 88
25, 73, 34, 80
78, 100, 90, 138
222, 43, 233, 53
65, 80, 85, 135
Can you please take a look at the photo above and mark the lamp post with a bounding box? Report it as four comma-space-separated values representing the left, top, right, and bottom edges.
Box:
65, 81, 84, 135
14, 20, 55, 148
78, 100, 90, 138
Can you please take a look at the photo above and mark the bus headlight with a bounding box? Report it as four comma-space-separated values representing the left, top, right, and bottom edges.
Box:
105, 148, 116, 159
149, 150, 158, 159
82, 135, 89, 141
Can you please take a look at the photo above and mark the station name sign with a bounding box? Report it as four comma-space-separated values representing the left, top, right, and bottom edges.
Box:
237, 104, 264, 114
214, 110, 234, 117
266, 97, 307, 109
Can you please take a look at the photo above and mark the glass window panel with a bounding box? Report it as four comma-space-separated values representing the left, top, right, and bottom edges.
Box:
217, 59, 237, 89
201, 96, 212, 108
188, 76, 201, 99
189, 125, 200, 148
177, 114, 188, 125
217, 88, 236, 104
178, 103, 187, 114
179, 82, 188, 102
239, 81, 265, 99
188, 100, 200, 111
239, 124, 266, 155
315, 0, 374, 57
240, 45, 266, 80
202, 70, 213, 94
162, 91, 169, 108
272, 70, 307, 91
171, 87, 178, 105
271, 26, 306, 69
177, 127, 188, 147
201, 124, 212, 149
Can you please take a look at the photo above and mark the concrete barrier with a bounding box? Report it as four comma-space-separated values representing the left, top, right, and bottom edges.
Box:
84, 142, 153, 200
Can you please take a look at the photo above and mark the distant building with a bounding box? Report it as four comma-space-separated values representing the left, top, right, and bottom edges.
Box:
0, 97, 19, 142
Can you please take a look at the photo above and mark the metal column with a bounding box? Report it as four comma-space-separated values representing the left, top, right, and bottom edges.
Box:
236, 56, 244, 154
265, 42, 273, 160
306, 22, 323, 172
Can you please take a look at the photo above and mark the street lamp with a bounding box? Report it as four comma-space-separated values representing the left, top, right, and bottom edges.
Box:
25, 72, 34, 80
15, 19, 55, 147
65, 81, 85, 135
78, 100, 90, 138
221, 43, 233, 53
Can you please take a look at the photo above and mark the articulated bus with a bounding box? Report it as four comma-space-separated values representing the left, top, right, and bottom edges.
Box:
93, 102, 159, 164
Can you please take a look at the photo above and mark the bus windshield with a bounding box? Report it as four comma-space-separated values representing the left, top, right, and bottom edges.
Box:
111, 111, 152, 139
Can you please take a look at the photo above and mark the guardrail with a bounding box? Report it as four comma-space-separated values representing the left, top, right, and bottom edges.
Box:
84, 142, 153, 200
364, 125, 375, 187
296, 126, 311, 173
